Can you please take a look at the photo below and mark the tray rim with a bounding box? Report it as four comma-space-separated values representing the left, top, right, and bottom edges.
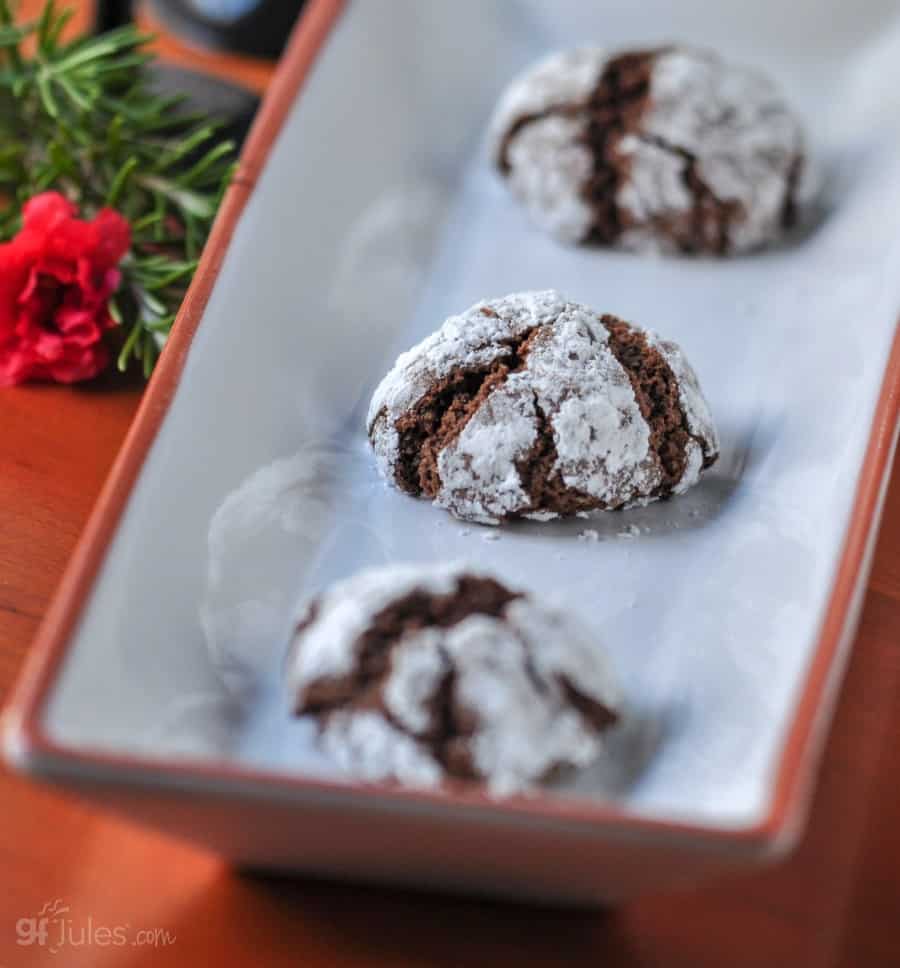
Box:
3, 0, 900, 856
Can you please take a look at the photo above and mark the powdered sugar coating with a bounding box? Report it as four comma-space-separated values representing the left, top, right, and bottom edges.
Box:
489, 47, 608, 156
287, 563, 619, 794
435, 379, 536, 523
287, 563, 460, 688
368, 290, 717, 525
648, 331, 720, 459
321, 711, 443, 786
368, 290, 566, 431
488, 48, 608, 243
491, 45, 805, 254
505, 115, 595, 243
618, 48, 803, 254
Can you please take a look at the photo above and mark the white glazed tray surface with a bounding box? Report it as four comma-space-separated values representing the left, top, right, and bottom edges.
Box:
41, 0, 900, 829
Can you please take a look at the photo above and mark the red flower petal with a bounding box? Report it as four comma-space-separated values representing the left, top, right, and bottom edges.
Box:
0, 192, 130, 386
21, 192, 77, 235
92, 208, 132, 266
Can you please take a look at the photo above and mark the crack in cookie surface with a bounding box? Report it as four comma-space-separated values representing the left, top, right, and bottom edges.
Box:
579, 54, 746, 254
288, 563, 625, 791
394, 323, 544, 499
296, 575, 521, 774
579, 48, 658, 245
497, 102, 583, 175
514, 393, 601, 516
635, 133, 745, 254
493, 48, 660, 244
369, 291, 718, 524
558, 674, 620, 732
600, 314, 695, 496
431, 661, 478, 778
493, 47, 806, 254
780, 154, 803, 231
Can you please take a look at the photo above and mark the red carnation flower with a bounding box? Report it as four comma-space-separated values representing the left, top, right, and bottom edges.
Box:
0, 191, 130, 386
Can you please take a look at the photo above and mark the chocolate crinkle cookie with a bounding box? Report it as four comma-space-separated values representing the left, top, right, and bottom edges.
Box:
368, 290, 718, 525
490, 45, 806, 254
287, 563, 619, 794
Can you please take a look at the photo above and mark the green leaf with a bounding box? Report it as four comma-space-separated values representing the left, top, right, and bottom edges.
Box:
57, 73, 93, 111
34, 169, 58, 191
140, 287, 168, 317
0, 22, 34, 47
106, 112, 124, 150
152, 190, 166, 240
144, 262, 197, 291
37, 0, 56, 50
132, 254, 173, 270
154, 123, 221, 172
36, 74, 59, 117
142, 341, 154, 378
44, 7, 74, 51
90, 52, 153, 75
96, 95, 157, 125
108, 297, 123, 325
52, 28, 145, 73
145, 312, 176, 332
176, 140, 235, 187
131, 210, 165, 233
0, 4, 22, 53
48, 140, 76, 176
183, 212, 200, 260
117, 319, 144, 371
0, 142, 25, 161
106, 155, 138, 206
139, 174, 216, 219
55, 115, 91, 147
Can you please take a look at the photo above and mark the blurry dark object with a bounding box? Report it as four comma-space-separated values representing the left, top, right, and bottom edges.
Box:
93, 0, 261, 151
148, 63, 260, 151
147, 0, 307, 59
94, 0, 133, 29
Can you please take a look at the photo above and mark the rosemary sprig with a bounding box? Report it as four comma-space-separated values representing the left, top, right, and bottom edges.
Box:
0, 0, 236, 376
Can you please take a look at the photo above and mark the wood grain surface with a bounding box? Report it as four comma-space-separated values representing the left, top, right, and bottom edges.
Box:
2, 3, 900, 965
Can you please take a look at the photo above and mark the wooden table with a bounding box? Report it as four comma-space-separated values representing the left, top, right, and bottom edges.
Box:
3, 6, 900, 966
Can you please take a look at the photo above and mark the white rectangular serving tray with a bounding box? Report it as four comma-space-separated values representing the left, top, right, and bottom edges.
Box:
5, 0, 900, 903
